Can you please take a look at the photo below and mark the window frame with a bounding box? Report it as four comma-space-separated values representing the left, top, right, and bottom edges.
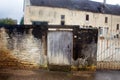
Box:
61, 21, 65, 25
105, 17, 108, 23
86, 14, 89, 21
61, 15, 65, 20
116, 24, 119, 30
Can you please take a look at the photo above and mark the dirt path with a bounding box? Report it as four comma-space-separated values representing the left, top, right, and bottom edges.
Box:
0, 69, 94, 80
0, 69, 119, 80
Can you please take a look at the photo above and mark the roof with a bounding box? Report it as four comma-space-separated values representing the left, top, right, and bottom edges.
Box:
30, 0, 120, 16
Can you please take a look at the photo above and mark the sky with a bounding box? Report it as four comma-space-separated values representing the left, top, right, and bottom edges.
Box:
91, 0, 120, 5
0, 0, 119, 24
0, 0, 24, 24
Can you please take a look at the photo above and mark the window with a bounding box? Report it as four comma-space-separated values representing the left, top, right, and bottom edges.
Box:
117, 24, 119, 30
105, 17, 108, 23
61, 15, 65, 25
61, 15, 65, 20
86, 14, 89, 21
116, 34, 119, 38
32, 21, 48, 25
104, 27, 109, 34
61, 21, 65, 25
99, 27, 108, 37
99, 27, 103, 35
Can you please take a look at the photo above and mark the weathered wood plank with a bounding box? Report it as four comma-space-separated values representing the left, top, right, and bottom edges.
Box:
47, 31, 73, 65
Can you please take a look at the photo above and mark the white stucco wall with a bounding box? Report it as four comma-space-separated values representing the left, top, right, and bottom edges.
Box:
24, 6, 120, 28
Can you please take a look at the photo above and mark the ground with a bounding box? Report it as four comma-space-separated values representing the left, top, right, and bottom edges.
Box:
0, 69, 119, 80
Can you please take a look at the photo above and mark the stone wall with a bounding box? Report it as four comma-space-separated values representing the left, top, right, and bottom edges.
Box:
0, 26, 47, 69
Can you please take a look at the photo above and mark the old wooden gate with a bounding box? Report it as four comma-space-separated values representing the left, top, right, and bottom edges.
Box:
47, 28, 73, 66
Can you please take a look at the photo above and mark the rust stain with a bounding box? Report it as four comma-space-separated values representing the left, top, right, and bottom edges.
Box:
0, 48, 39, 69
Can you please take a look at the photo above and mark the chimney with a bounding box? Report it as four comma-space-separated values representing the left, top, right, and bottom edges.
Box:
23, 0, 31, 11
103, 0, 106, 6
24, 0, 31, 6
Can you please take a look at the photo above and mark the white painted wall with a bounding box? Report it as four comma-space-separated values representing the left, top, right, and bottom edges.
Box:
24, 6, 120, 28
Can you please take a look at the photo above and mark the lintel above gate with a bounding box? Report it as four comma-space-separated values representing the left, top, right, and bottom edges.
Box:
47, 25, 79, 32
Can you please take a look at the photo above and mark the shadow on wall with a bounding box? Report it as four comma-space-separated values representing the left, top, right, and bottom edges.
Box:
72, 28, 98, 71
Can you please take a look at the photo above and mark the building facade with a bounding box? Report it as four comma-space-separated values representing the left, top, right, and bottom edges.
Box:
24, 0, 120, 70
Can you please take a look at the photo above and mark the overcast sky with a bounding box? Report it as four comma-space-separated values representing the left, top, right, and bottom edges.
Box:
92, 0, 120, 5
0, 0, 119, 24
0, 0, 24, 24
